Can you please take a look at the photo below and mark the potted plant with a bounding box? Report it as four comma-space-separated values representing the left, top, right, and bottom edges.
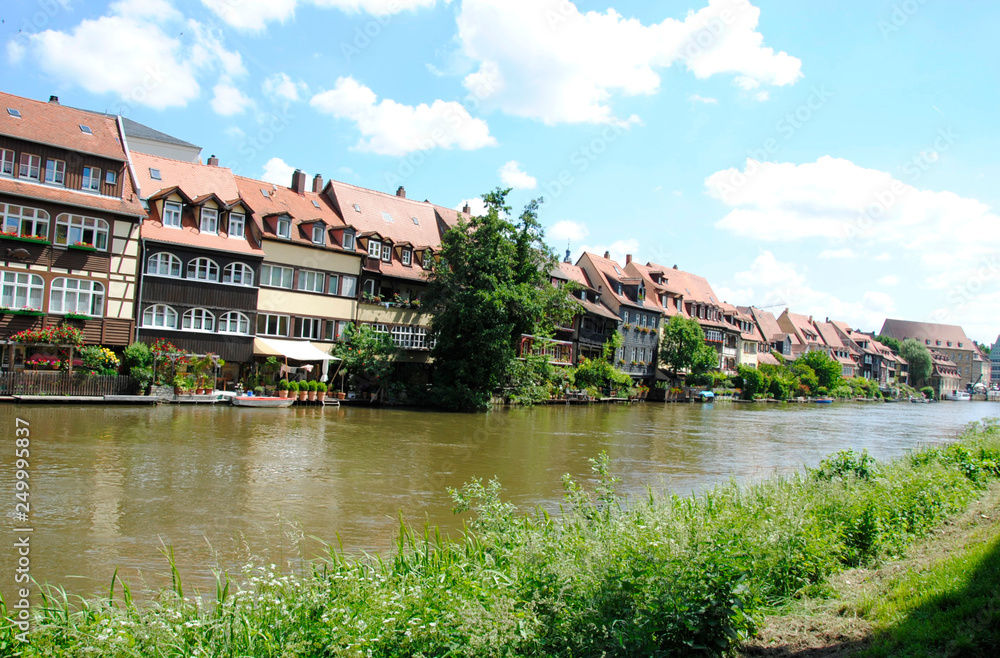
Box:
287, 380, 299, 399
337, 388, 346, 400
304, 380, 315, 401
253, 385, 265, 397
277, 379, 289, 398
172, 374, 187, 396
298, 381, 309, 402
316, 381, 327, 401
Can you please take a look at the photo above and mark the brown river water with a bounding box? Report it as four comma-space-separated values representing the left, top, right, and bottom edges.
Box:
2, 400, 998, 602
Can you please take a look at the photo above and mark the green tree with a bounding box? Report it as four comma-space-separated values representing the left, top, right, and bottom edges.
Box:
737, 364, 770, 400
797, 350, 843, 390
900, 338, 933, 387
425, 188, 574, 411
875, 334, 901, 353
574, 333, 633, 396
329, 323, 399, 399
658, 315, 718, 379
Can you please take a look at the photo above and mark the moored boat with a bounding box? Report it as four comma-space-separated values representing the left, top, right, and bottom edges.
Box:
231, 396, 295, 408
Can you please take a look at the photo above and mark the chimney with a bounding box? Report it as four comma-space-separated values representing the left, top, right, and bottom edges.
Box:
604, 251, 610, 259
207, 154, 219, 166
673, 264, 678, 270
291, 169, 306, 194
462, 203, 471, 214
48, 95, 60, 105
312, 174, 324, 193
625, 254, 632, 265
396, 186, 406, 198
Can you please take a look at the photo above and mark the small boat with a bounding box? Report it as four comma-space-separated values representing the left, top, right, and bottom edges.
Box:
942, 391, 972, 401
813, 398, 833, 404
696, 390, 715, 403
230, 396, 295, 408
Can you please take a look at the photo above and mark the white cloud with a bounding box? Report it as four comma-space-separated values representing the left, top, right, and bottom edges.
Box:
579, 239, 640, 265
310, 76, 496, 156
818, 248, 857, 260
499, 160, 537, 189
878, 275, 899, 286
201, 0, 437, 32
261, 157, 296, 186
875, 252, 892, 262
262, 72, 307, 102
754, 90, 769, 102
688, 94, 718, 105
456, 0, 801, 125
211, 82, 252, 116
10, 0, 243, 110
548, 220, 589, 243
224, 125, 246, 139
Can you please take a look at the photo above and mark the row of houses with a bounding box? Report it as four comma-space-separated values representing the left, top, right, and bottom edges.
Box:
0, 90, 991, 396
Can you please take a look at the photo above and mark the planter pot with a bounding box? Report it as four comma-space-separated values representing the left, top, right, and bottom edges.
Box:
196, 388, 206, 395
337, 392, 346, 400
298, 391, 308, 401
174, 387, 182, 396
278, 390, 288, 399
307, 391, 317, 401
317, 391, 326, 402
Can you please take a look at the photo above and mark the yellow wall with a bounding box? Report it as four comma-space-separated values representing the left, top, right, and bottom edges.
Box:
258, 288, 356, 319
264, 240, 361, 276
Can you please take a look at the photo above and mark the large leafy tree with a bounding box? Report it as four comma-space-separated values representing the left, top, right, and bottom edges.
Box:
899, 338, 933, 387
425, 188, 576, 411
658, 315, 718, 379
329, 323, 399, 398
797, 350, 843, 390
875, 334, 901, 353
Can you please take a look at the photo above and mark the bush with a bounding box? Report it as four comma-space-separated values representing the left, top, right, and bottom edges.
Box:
121, 342, 153, 373
79, 345, 121, 375
921, 386, 935, 400
276, 379, 289, 391
287, 381, 299, 392
130, 366, 153, 391
317, 381, 327, 392
253, 385, 264, 396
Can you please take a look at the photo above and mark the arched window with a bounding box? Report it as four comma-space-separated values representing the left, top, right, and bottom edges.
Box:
218, 311, 251, 335
55, 214, 109, 250
182, 308, 215, 332
0, 203, 49, 239
141, 304, 177, 329
222, 262, 254, 286
186, 257, 220, 282
146, 252, 182, 277
1, 271, 43, 310
49, 278, 105, 316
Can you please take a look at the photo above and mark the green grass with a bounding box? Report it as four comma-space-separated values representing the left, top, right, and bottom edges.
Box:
3, 420, 1000, 657
857, 521, 1000, 657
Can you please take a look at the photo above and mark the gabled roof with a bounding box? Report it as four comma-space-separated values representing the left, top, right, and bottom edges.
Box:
0, 174, 145, 217
556, 262, 596, 290
234, 175, 349, 254
133, 152, 240, 201
0, 91, 127, 161
747, 307, 784, 342
814, 321, 847, 350
880, 319, 973, 350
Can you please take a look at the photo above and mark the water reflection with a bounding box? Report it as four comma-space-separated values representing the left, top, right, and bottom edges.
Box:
1, 401, 997, 601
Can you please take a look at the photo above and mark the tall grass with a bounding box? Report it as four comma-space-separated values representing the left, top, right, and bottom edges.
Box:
4, 420, 1000, 657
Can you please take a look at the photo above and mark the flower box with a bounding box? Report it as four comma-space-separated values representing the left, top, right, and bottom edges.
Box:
0, 233, 50, 245
63, 313, 91, 321
3, 309, 45, 317
68, 243, 98, 252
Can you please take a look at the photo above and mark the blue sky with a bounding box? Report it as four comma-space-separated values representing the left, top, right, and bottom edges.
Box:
4, 0, 999, 340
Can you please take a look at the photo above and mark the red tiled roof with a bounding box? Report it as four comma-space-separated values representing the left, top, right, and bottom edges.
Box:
880, 319, 973, 351
0, 171, 144, 217
814, 321, 846, 349
0, 91, 127, 161
582, 252, 656, 311
747, 307, 783, 342
557, 262, 595, 289
757, 352, 783, 366
134, 152, 241, 201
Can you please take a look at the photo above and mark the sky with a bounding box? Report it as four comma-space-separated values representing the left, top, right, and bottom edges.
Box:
3, 0, 999, 342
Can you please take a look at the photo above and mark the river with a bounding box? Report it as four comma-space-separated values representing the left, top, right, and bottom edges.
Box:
2, 400, 998, 602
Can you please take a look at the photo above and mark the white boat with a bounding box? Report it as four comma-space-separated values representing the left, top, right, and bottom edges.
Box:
942, 390, 972, 401
230, 396, 295, 408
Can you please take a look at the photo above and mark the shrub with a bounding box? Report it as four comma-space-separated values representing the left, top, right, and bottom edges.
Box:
253, 385, 264, 396
276, 379, 289, 391
316, 381, 327, 392
287, 380, 299, 392
121, 342, 153, 373
921, 386, 935, 399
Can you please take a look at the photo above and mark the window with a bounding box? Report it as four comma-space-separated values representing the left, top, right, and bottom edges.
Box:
222, 262, 254, 286
297, 317, 322, 340
7, 108, 21, 118
368, 239, 382, 258
623, 311, 629, 324
311, 224, 325, 245
325, 320, 351, 341
391, 325, 417, 349
353, 203, 361, 213
401, 249, 412, 266
79, 125, 93, 135
631, 347, 637, 362
146, 252, 182, 277
257, 313, 289, 337
327, 274, 340, 295
141, 304, 178, 329
0, 203, 49, 238
1, 272, 43, 310
423, 251, 432, 269
312, 200, 321, 209
343, 229, 355, 251
55, 214, 109, 250
105, 170, 117, 186
0, 149, 13, 176
228, 212, 245, 238
149, 168, 161, 180
381, 211, 393, 223
640, 314, 647, 327
218, 311, 251, 335
18, 154, 40, 181
162, 201, 182, 228
182, 308, 215, 332
200, 207, 218, 234
381, 243, 391, 262
297, 269, 324, 293
340, 275, 357, 297
363, 279, 377, 296
186, 257, 220, 282
260, 264, 293, 288
82, 167, 101, 191
276, 217, 291, 238
411, 216, 419, 225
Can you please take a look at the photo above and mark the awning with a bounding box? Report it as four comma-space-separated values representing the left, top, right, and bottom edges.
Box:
253, 337, 339, 362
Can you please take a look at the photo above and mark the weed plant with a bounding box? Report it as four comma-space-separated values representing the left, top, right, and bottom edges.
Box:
3, 420, 999, 657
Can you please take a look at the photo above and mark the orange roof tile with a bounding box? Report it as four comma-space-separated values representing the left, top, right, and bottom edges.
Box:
0, 91, 127, 161
133, 152, 240, 201
0, 174, 144, 217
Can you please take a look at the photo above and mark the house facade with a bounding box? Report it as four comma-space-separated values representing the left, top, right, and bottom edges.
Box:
0, 92, 144, 368
879, 319, 978, 389
132, 153, 264, 378
930, 351, 962, 398
551, 259, 620, 364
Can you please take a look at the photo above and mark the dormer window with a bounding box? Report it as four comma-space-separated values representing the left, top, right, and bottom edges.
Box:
381, 243, 391, 262
343, 229, 355, 251
276, 217, 291, 239
401, 249, 412, 266
200, 207, 218, 234
368, 239, 381, 258
312, 224, 325, 245
162, 201, 182, 228
228, 212, 245, 239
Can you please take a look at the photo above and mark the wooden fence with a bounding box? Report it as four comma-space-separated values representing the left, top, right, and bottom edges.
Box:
0, 371, 140, 396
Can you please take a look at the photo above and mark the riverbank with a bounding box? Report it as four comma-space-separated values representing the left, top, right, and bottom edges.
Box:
3, 419, 999, 656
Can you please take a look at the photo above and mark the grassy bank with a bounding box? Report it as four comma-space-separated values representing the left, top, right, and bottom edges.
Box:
4, 421, 1000, 657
